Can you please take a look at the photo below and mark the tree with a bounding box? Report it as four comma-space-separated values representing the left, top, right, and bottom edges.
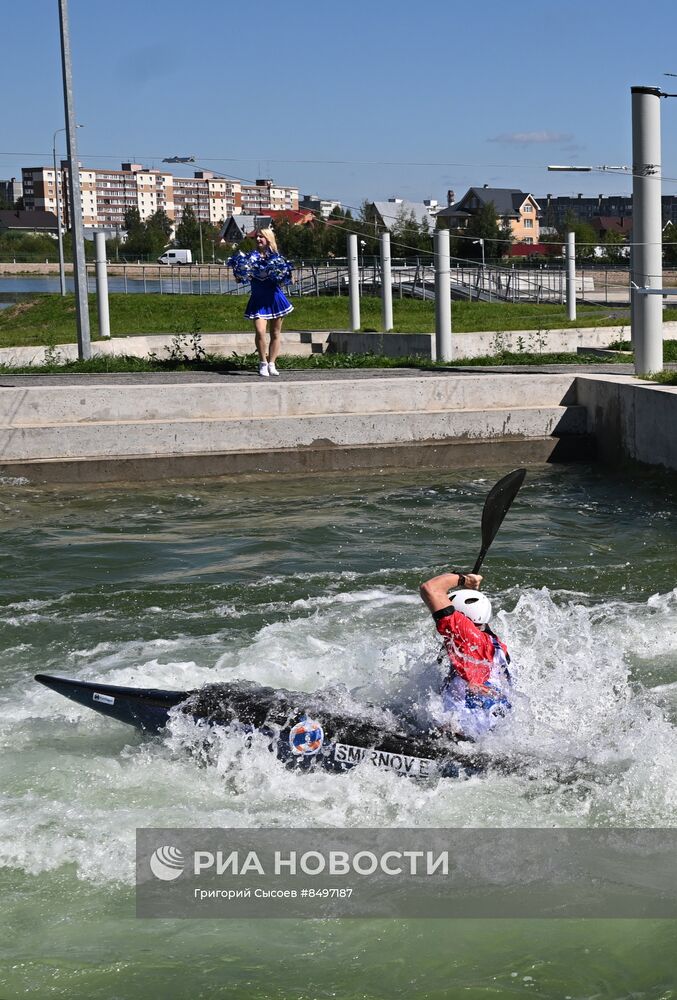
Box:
600, 230, 627, 264
663, 222, 677, 265
461, 201, 511, 261
559, 214, 598, 260
174, 206, 203, 258
122, 207, 151, 259
391, 207, 433, 258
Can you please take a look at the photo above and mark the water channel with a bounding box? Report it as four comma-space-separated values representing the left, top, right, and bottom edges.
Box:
1, 463, 675, 997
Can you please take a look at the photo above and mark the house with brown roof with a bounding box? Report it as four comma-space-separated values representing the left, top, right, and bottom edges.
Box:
436, 186, 540, 244
0, 209, 59, 235
589, 216, 633, 240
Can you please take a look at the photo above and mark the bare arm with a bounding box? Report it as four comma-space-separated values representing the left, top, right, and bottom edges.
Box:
419, 571, 483, 613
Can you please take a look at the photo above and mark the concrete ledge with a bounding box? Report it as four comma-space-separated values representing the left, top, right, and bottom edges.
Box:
0, 405, 587, 461
2, 322, 675, 368
0, 331, 330, 368
0, 373, 577, 425
575, 374, 677, 469
0, 435, 594, 484
331, 323, 677, 360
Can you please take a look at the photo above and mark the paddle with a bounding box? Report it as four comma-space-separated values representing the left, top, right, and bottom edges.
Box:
472, 468, 527, 575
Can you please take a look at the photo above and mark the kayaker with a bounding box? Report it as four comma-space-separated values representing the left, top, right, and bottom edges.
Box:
419, 570, 512, 739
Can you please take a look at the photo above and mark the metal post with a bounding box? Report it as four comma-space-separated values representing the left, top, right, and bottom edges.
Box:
566, 231, 576, 321
434, 229, 452, 362
58, 0, 91, 359
52, 136, 67, 296
348, 234, 360, 332
94, 231, 110, 339
631, 85, 663, 373
380, 232, 393, 331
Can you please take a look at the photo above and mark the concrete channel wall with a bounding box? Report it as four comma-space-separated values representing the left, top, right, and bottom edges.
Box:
576, 374, 677, 470
0, 372, 588, 482
0, 370, 675, 482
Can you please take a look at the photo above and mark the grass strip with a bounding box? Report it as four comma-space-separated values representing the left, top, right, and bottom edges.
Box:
0, 294, 632, 348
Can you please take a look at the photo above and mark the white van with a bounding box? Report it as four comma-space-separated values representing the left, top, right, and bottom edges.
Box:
157, 249, 192, 265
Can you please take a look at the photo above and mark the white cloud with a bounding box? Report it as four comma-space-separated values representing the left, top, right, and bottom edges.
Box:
488, 131, 575, 145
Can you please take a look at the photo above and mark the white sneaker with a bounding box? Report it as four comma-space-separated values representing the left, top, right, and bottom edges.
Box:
258, 361, 269, 377
267, 362, 280, 377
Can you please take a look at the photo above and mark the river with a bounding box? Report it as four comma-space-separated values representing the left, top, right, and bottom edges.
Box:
1, 463, 675, 998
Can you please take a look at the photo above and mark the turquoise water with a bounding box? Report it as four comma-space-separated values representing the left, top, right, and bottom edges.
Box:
1, 464, 676, 998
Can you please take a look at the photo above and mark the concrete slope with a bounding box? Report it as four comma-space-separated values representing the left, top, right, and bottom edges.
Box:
0, 405, 587, 462
0, 372, 590, 481
0, 374, 576, 426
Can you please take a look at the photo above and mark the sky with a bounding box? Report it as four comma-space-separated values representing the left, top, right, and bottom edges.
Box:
3, 0, 677, 213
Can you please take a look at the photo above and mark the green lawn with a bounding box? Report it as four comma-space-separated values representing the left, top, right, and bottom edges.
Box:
0, 293, 631, 348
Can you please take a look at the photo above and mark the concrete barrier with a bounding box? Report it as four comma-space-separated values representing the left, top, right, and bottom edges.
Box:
575, 374, 677, 470
0, 374, 577, 425
2, 322, 675, 369
0, 372, 589, 480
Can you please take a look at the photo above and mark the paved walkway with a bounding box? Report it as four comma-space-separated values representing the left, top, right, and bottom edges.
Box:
0, 363, 658, 388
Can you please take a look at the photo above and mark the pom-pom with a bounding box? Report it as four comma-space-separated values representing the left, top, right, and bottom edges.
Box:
227, 252, 251, 283
265, 253, 293, 285
248, 251, 270, 281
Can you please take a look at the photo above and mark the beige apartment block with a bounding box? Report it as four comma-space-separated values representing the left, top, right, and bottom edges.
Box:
21, 163, 293, 233
241, 178, 299, 214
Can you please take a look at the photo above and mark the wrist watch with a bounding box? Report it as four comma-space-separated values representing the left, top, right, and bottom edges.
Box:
455, 572, 467, 588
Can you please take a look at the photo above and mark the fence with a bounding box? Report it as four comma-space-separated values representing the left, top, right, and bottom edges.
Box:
3, 258, 675, 306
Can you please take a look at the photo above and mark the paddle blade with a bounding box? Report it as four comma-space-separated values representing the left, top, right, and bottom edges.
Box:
472, 468, 526, 574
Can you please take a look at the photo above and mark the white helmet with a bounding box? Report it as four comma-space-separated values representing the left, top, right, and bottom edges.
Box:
449, 589, 492, 625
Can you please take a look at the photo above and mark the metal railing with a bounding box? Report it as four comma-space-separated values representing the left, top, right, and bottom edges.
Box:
3, 258, 676, 305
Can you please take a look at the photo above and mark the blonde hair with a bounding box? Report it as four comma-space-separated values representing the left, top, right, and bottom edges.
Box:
256, 227, 278, 253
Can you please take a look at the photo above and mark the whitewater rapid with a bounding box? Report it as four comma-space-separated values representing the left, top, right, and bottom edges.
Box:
2, 576, 676, 885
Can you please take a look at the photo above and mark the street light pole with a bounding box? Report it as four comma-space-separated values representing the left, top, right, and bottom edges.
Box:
473, 238, 485, 267
52, 130, 67, 297
58, 0, 91, 359
52, 123, 82, 298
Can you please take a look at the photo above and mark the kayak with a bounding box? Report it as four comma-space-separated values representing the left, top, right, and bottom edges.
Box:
34, 673, 491, 779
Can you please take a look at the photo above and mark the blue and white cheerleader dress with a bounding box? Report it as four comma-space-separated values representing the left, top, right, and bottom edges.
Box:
228, 250, 294, 320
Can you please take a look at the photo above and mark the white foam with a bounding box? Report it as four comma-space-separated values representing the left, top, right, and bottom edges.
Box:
2, 585, 676, 882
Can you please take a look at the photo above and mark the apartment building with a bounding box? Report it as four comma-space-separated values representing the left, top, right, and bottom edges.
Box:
298, 194, 341, 219
0, 178, 23, 206
241, 178, 299, 214
21, 163, 296, 232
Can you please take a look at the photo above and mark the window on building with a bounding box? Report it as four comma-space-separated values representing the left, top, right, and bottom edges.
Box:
524, 219, 533, 229
524, 204, 533, 212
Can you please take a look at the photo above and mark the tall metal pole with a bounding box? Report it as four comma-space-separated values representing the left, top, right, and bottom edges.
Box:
434, 229, 452, 362
52, 132, 67, 296
380, 231, 393, 332
58, 0, 91, 359
566, 231, 576, 321
631, 86, 663, 374
348, 233, 360, 332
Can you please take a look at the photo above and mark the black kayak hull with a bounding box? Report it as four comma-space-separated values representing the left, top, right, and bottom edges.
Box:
35, 673, 486, 779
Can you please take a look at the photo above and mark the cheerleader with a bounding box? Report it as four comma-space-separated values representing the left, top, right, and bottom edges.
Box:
227, 229, 294, 377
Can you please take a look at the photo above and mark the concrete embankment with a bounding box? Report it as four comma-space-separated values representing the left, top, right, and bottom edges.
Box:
0, 368, 675, 483
0, 371, 590, 482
